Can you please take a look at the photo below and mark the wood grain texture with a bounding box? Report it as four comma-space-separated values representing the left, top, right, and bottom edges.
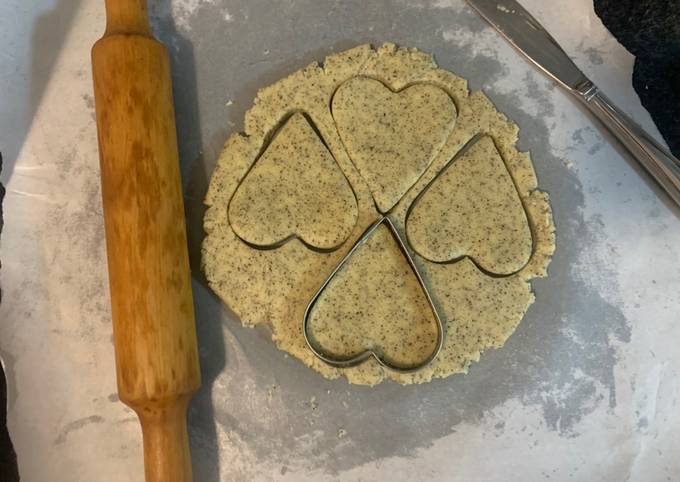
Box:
91, 1, 201, 481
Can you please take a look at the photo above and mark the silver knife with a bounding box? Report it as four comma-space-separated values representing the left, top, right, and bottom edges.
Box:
466, 0, 680, 208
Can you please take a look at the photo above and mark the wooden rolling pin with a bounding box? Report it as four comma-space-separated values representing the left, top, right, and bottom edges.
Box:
91, 1, 201, 481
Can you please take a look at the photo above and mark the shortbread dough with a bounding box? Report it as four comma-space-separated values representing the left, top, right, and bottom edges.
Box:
203, 43, 555, 385
332, 76, 456, 213
307, 222, 439, 368
406, 135, 533, 275
229, 112, 357, 250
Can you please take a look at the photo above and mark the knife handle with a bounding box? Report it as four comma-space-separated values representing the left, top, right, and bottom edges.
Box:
575, 82, 680, 207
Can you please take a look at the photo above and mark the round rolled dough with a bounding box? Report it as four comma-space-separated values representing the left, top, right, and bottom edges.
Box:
203, 43, 555, 385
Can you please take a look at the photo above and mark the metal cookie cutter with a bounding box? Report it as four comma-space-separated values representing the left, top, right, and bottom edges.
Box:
302, 134, 533, 372
303, 215, 445, 373
403, 133, 534, 278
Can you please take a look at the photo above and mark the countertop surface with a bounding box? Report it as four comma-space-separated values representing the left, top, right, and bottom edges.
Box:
1, 1, 679, 480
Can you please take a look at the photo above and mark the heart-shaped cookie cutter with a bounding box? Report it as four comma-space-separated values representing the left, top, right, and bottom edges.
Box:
227, 111, 359, 253
303, 215, 445, 373
404, 134, 534, 278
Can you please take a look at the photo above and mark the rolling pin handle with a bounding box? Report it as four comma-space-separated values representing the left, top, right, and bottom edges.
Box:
104, 0, 152, 36
136, 395, 194, 482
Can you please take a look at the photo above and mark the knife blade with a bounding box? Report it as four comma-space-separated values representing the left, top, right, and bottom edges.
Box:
466, 0, 680, 208
466, 0, 589, 91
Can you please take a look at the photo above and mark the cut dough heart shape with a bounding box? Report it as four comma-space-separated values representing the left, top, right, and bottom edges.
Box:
406, 135, 533, 276
229, 112, 358, 251
332, 77, 457, 213
304, 217, 442, 371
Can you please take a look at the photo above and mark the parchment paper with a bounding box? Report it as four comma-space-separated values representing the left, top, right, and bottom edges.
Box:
1, 0, 678, 480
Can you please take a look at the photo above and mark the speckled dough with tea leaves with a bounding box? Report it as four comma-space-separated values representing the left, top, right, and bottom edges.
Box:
406, 135, 533, 275
307, 223, 440, 368
332, 76, 456, 213
229, 112, 358, 250
203, 43, 555, 385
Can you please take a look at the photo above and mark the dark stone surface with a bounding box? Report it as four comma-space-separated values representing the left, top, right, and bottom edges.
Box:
594, 0, 680, 156
0, 367, 19, 482
1, 153, 19, 481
